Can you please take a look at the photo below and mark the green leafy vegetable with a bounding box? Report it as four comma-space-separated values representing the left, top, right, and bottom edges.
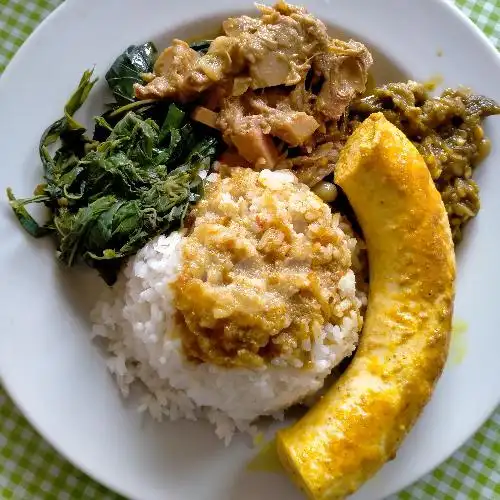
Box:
105, 42, 158, 105
8, 68, 221, 285
189, 40, 212, 55
7, 188, 51, 238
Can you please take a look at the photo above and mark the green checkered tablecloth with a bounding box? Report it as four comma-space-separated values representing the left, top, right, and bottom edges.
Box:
0, 0, 499, 498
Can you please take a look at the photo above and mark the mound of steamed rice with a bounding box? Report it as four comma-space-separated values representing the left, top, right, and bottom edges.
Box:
91, 230, 365, 443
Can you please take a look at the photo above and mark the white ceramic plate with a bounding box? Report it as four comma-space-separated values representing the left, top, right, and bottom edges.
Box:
1, 0, 499, 499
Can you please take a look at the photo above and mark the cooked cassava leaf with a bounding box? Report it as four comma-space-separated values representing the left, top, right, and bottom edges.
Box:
105, 42, 158, 105
8, 69, 98, 233
8, 68, 221, 285
189, 40, 212, 54
6, 188, 51, 238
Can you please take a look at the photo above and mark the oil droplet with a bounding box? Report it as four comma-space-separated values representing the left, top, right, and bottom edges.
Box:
453, 319, 467, 335
449, 319, 468, 366
252, 432, 265, 447
247, 438, 283, 474
424, 74, 444, 91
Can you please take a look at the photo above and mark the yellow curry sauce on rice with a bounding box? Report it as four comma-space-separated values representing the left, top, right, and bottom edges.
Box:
172, 167, 364, 368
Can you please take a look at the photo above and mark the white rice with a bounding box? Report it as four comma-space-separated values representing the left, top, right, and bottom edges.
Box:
91, 232, 364, 443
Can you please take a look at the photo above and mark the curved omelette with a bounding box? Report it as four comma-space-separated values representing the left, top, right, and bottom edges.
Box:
276, 113, 456, 499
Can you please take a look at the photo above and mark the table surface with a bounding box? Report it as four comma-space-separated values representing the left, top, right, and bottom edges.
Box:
0, 0, 499, 498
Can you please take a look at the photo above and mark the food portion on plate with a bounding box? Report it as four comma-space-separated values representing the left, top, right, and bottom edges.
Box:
349, 83, 499, 242
7, 69, 221, 285
6, 1, 500, 498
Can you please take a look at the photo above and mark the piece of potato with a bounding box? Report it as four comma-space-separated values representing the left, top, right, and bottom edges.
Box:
271, 112, 319, 146
230, 128, 280, 169
191, 106, 219, 128
276, 113, 455, 500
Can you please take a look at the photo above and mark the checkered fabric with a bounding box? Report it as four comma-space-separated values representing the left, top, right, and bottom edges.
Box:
1, 0, 499, 498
